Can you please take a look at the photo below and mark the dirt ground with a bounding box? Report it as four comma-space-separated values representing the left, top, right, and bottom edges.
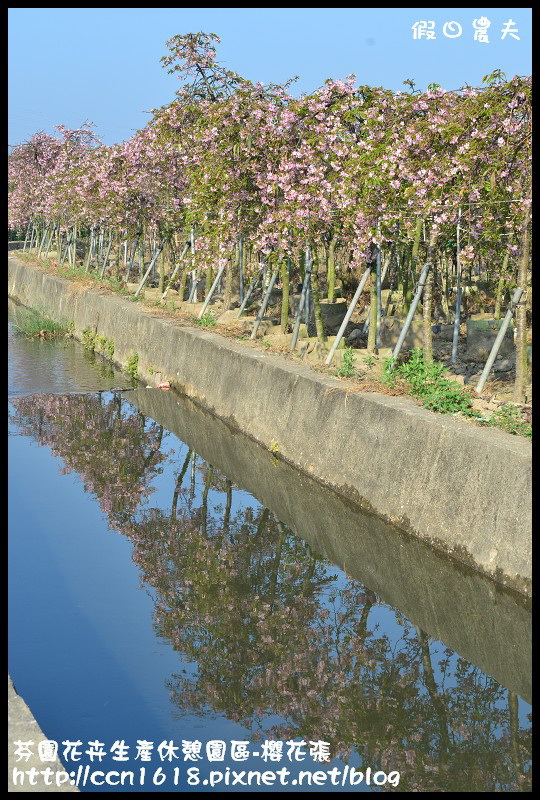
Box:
14, 252, 532, 431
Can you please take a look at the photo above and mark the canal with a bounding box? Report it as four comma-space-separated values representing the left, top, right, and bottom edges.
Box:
8, 300, 531, 792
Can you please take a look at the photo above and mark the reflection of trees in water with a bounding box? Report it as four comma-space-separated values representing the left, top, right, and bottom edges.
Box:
10, 392, 167, 524
10, 393, 531, 791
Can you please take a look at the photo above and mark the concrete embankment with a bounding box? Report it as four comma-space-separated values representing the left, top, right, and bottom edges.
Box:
8, 677, 79, 792
131, 387, 532, 702
8, 257, 532, 596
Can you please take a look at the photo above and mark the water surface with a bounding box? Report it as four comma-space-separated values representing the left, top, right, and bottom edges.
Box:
8, 308, 531, 792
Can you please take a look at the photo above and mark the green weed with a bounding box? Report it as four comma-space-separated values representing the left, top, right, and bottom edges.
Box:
195, 312, 216, 328
124, 353, 139, 380
488, 404, 532, 439
82, 328, 97, 351
95, 335, 115, 359
337, 345, 357, 378
382, 348, 531, 437
12, 307, 72, 338
383, 348, 472, 414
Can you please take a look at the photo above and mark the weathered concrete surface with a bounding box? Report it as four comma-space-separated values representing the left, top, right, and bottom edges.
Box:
8, 677, 79, 792
131, 387, 532, 703
465, 317, 515, 362
8, 257, 532, 595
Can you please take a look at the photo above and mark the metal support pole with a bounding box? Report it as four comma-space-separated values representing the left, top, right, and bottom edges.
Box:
190, 452, 196, 499
68, 227, 74, 268
125, 238, 138, 281
475, 287, 523, 394
363, 246, 391, 334
198, 261, 227, 318
22, 222, 32, 251
391, 261, 432, 361
375, 244, 382, 348
134, 239, 166, 297
236, 269, 262, 318
251, 270, 278, 339
238, 235, 244, 303
27, 224, 36, 251
37, 224, 49, 258
324, 264, 372, 365
161, 240, 190, 300
187, 227, 197, 300
188, 269, 199, 303
290, 247, 312, 351
304, 279, 311, 327
85, 229, 95, 272
97, 229, 104, 261
70, 224, 78, 268
451, 209, 462, 364
383, 250, 399, 318
138, 239, 145, 278
99, 231, 113, 279
59, 230, 72, 267
44, 225, 55, 260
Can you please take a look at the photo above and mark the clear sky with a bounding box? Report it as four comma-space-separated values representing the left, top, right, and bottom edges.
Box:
8, 7, 532, 147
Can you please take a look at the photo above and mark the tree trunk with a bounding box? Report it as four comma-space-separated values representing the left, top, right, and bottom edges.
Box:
406, 217, 424, 313
514, 208, 531, 403
327, 233, 337, 302
310, 268, 326, 345
422, 231, 437, 361
508, 690, 525, 790
367, 273, 378, 353
494, 251, 510, 319
280, 256, 290, 333
223, 256, 233, 312
205, 245, 213, 298
115, 232, 122, 279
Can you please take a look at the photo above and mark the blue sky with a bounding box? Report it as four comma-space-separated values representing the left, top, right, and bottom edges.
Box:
8, 8, 532, 147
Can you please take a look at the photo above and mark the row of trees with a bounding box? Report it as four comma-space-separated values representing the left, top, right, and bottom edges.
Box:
8, 34, 532, 393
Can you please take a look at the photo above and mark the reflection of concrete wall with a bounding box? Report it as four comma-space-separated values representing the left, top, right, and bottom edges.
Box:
8, 258, 531, 597
130, 387, 531, 705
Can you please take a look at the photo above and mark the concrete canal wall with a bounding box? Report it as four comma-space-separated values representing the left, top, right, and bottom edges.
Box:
8, 676, 79, 792
131, 387, 531, 703
8, 257, 532, 596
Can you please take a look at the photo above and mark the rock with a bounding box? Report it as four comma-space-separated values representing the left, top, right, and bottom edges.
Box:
325, 335, 345, 350
379, 317, 424, 349
346, 328, 364, 345
493, 358, 514, 373
465, 372, 482, 386
306, 299, 348, 336
215, 310, 241, 326
453, 374, 466, 386
305, 342, 331, 364
265, 332, 293, 348
464, 318, 514, 362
